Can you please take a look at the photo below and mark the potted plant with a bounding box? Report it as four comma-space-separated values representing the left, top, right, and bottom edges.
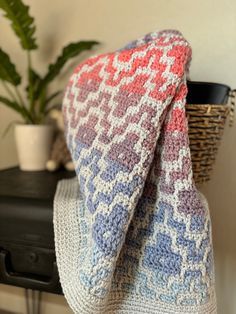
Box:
0, 0, 98, 171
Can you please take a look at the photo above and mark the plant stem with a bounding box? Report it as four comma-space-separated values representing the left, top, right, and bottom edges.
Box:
15, 86, 25, 107
27, 50, 35, 115
1, 81, 34, 124
27, 50, 32, 69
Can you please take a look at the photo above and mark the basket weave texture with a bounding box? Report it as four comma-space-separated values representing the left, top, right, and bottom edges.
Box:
186, 104, 230, 184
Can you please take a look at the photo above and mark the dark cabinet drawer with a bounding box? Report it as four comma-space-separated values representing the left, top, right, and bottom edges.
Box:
0, 168, 75, 293
0, 245, 62, 293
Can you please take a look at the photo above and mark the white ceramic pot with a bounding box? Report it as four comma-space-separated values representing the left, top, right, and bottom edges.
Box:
15, 124, 54, 171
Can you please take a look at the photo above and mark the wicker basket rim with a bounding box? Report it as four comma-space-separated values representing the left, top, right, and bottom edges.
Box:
186, 104, 230, 108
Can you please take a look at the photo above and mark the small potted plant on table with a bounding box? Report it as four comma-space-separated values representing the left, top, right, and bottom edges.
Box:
0, 0, 98, 171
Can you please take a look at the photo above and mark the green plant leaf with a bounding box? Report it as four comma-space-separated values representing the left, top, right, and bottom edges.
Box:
0, 95, 22, 113
25, 69, 41, 98
32, 41, 99, 115
40, 41, 99, 89
0, 0, 37, 50
34, 41, 98, 111
40, 90, 61, 113
29, 69, 41, 88
45, 90, 62, 106
0, 96, 33, 123
38, 85, 47, 112
0, 48, 21, 85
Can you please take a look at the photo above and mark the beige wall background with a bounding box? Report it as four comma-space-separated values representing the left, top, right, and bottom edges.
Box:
0, 0, 236, 313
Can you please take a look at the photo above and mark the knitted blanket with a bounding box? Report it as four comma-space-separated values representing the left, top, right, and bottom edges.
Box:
54, 30, 217, 314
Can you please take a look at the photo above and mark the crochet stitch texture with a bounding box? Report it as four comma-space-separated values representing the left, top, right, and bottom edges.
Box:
54, 30, 217, 313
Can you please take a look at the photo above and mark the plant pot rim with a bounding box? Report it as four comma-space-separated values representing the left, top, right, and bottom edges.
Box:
187, 80, 230, 90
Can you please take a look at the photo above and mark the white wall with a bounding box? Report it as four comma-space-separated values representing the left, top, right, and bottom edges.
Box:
0, 0, 236, 313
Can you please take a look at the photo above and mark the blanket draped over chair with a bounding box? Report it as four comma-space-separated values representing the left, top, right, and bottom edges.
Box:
54, 30, 217, 314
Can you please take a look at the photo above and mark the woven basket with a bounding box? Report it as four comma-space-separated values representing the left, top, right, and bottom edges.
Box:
186, 101, 233, 184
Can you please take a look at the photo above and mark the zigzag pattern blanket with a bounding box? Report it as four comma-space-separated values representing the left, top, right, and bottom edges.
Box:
54, 30, 217, 313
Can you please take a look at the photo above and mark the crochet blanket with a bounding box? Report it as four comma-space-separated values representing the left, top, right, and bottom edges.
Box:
54, 30, 217, 314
